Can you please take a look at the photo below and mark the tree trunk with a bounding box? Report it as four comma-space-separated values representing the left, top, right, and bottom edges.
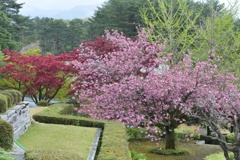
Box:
207, 126, 211, 136
230, 126, 234, 133
233, 146, 240, 160
219, 143, 230, 160
165, 126, 175, 150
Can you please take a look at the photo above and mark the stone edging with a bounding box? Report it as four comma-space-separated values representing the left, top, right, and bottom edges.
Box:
87, 128, 102, 160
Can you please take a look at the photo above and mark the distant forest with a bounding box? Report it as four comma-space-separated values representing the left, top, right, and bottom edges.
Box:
0, 0, 240, 55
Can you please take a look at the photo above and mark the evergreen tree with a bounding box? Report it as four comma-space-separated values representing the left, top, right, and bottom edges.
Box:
87, 0, 146, 39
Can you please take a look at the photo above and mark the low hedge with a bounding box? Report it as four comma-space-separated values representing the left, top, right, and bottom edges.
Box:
0, 94, 8, 113
25, 150, 84, 160
32, 104, 131, 160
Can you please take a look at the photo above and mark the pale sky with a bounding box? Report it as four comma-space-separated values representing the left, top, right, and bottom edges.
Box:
16, 0, 108, 19
16, 0, 239, 19
17, 0, 107, 10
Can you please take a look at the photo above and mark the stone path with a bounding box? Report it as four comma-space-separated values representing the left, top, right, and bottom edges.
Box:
29, 107, 46, 123
10, 143, 25, 160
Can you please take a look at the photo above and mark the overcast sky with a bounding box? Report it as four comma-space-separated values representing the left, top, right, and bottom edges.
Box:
16, 0, 238, 19
16, 0, 108, 19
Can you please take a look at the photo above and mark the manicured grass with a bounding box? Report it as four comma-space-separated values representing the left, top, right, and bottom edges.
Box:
32, 104, 131, 160
18, 123, 97, 159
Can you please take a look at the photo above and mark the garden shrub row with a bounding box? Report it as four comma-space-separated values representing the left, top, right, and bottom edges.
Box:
0, 89, 23, 113
32, 104, 131, 160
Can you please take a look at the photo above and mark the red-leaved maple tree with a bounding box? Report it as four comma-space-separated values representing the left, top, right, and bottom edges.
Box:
71, 29, 240, 158
0, 50, 74, 104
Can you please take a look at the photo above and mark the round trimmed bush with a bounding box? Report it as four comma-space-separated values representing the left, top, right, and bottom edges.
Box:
0, 91, 14, 108
0, 94, 8, 113
37, 100, 49, 106
14, 90, 23, 102
0, 118, 13, 150
4, 90, 18, 104
204, 152, 235, 160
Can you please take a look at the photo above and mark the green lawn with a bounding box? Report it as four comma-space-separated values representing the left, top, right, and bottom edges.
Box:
18, 123, 97, 159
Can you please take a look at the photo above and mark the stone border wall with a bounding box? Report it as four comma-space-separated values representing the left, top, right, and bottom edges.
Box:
0, 102, 31, 139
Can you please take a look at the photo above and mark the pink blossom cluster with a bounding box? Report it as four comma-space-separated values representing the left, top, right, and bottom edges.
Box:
71, 29, 240, 146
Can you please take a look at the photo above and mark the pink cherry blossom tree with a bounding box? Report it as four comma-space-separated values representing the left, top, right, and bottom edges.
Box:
71, 29, 240, 155
187, 63, 240, 160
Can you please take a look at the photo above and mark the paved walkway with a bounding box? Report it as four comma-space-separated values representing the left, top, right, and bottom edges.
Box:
10, 143, 25, 160
29, 107, 46, 123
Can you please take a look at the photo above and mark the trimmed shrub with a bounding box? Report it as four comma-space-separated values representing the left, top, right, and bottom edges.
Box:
175, 124, 199, 140
25, 150, 84, 160
126, 127, 146, 140
14, 90, 23, 102
151, 148, 189, 155
0, 94, 8, 113
0, 118, 14, 150
4, 90, 18, 104
0, 148, 16, 160
130, 150, 147, 160
37, 100, 49, 106
226, 133, 235, 144
32, 104, 131, 160
204, 152, 235, 160
60, 105, 89, 117
0, 91, 14, 108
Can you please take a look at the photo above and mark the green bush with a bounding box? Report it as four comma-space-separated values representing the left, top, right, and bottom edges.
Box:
25, 150, 84, 160
151, 148, 188, 155
175, 125, 199, 140
14, 90, 23, 102
0, 118, 13, 150
130, 150, 147, 160
226, 133, 236, 144
204, 152, 235, 160
37, 100, 49, 106
60, 105, 89, 117
4, 90, 18, 104
0, 94, 8, 113
32, 104, 131, 160
0, 91, 14, 108
126, 127, 146, 140
0, 148, 16, 160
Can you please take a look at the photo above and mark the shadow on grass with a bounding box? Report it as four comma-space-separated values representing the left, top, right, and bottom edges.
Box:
129, 139, 222, 160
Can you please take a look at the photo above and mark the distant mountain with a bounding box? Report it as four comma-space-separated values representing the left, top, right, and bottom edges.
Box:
19, 5, 100, 19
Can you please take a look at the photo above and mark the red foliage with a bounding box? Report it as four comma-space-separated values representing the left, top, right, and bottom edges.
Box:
0, 50, 75, 104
